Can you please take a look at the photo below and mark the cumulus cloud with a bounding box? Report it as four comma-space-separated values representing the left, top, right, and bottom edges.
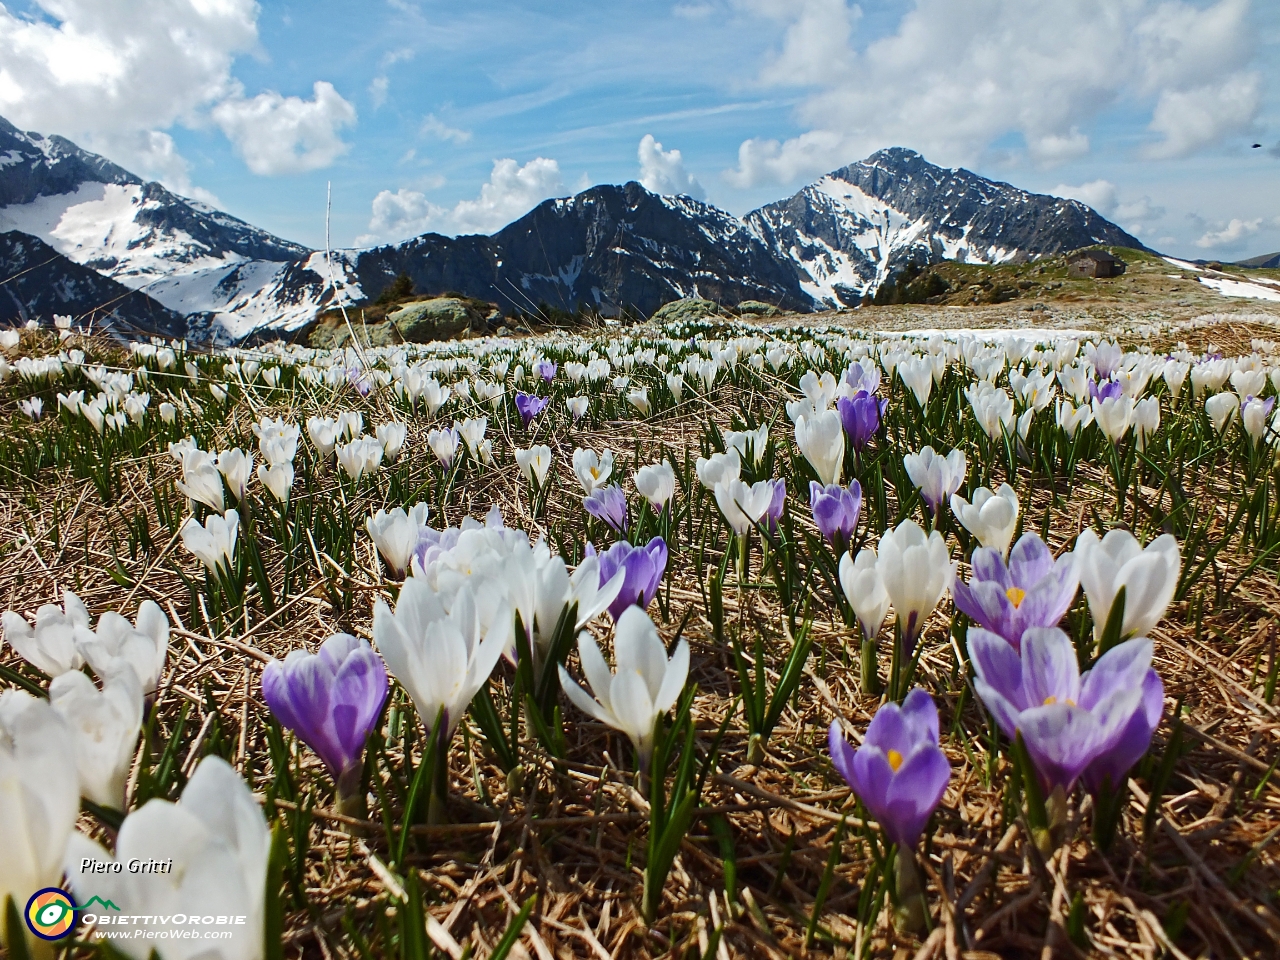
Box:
420, 114, 472, 144
1197, 217, 1264, 249
1052, 179, 1165, 236
637, 135, 705, 199
726, 0, 1261, 187
360, 157, 565, 244
0, 0, 357, 190
212, 82, 357, 176
0, 0, 257, 191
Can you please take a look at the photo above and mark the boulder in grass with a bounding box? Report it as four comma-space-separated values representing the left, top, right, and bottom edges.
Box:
735, 300, 781, 317
649, 298, 723, 325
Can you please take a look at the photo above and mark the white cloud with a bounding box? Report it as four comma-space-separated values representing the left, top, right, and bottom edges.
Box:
420, 114, 472, 144
212, 82, 357, 176
370, 48, 415, 109
1197, 217, 1263, 249
361, 157, 565, 243
1144, 74, 1261, 160
637, 135, 705, 199
1052, 179, 1166, 236
0, 0, 257, 190
726, 0, 1261, 187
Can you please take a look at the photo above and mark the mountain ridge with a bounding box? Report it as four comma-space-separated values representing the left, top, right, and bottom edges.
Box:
0, 116, 1155, 342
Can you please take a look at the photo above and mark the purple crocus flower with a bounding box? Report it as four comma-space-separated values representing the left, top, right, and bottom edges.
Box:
347, 366, 373, 397
262, 633, 389, 811
515, 391, 550, 427
1081, 668, 1163, 797
810, 480, 862, 547
970, 626, 1152, 795
588, 537, 668, 621
583, 483, 629, 533
536, 360, 558, 382
828, 688, 951, 848
764, 479, 786, 534
837, 391, 887, 452
952, 534, 1079, 652
1087, 378, 1124, 403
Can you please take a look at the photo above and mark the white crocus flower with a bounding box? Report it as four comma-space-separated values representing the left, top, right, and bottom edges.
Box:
1056, 399, 1093, 436
1231, 368, 1266, 399
876, 520, 956, 648
1, 588, 89, 676
794, 408, 845, 486
257, 461, 294, 503
76, 600, 170, 697
0, 691, 80, 948
422, 378, 449, 415
336, 410, 363, 440
725, 425, 769, 469
180, 509, 239, 574
217, 448, 253, 503
367, 504, 430, 578
634, 460, 676, 510
713, 478, 774, 537
799, 370, 839, 409
695, 448, 741, 491
426, 427, 460, 468
176, 449, 225, 513
1243, 397, 1272, 443
63, 757, 270, 960
376, 422, 408, 462
336, 436, 384, 480
1205, 391, 1239, 434
950, 483, 1019, 557
1092, 394, 1136, 442
566, 396, 589, 419
158, 401, 177, 423
839, 550, 890, 642
573, 447, 615, 494
903, 445, 966, 512
515, 445, 553, 487
1075, 528, 1180, 642
457, 417, 488, 458
626, 385, 651, 416
373, 581, 512, 739
965, 382, 1015, 438
307, 415, 340, 460
898, 356, 934, 407
558, 606, 689, 769
50, 666, 143, 809
665, 372, 684, 403
1134, 396, 1160, 450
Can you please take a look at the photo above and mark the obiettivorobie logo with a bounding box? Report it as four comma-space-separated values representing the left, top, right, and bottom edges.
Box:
24, 888, 119, 941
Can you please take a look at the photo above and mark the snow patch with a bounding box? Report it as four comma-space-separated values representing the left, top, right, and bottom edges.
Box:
1196, 277, 1280, 302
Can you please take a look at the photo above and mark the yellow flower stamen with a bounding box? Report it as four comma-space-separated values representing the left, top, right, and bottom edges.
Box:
1006, 586, 1026, 608
1043, 695, 1076, 706
887, 749, 903, 772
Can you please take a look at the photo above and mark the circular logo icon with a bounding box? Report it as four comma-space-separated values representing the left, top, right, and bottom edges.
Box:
24, 888, 78, 941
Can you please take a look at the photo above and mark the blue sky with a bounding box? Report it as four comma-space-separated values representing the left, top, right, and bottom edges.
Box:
2, 0, 1279, 258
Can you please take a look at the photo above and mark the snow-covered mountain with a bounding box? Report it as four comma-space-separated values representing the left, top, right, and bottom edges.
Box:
1, 117, 1152, 342
0, 116, 361, 342
744, 148, 1146, 308
0, 230, 186, 336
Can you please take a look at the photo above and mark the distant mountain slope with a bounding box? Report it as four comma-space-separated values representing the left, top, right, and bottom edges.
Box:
744, 148, 1148, 308
0, 230, 185, 337
355, 182, 811, 318
1236, 252, 1280, 269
